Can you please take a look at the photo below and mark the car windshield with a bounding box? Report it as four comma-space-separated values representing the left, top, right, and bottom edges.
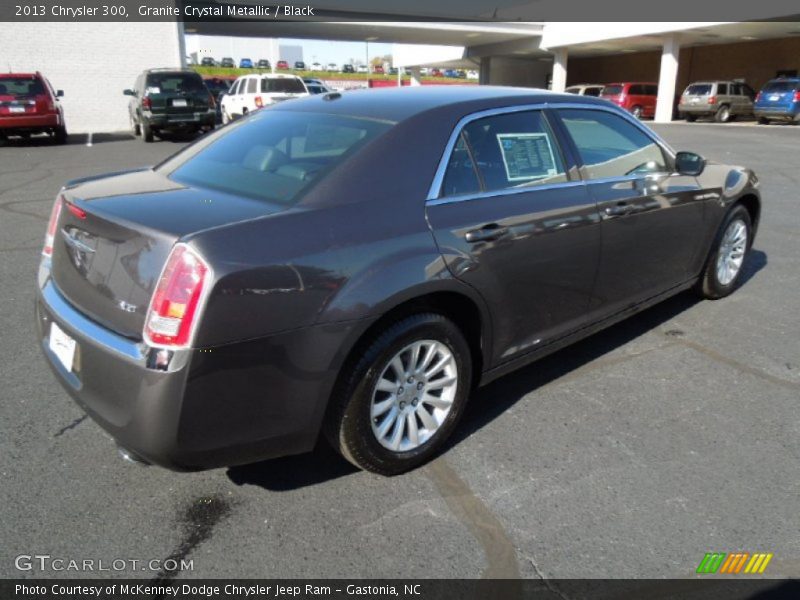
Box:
601, 85, 623, 96
685, 84, 712, 95
762, 81, 797, 93
145, 73, 205, 94
161, 111, 393, 205
262, 78, 306, 93
0, 76, 46, 98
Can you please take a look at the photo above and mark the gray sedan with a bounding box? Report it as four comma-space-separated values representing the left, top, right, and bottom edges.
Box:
35, 86, 760, 475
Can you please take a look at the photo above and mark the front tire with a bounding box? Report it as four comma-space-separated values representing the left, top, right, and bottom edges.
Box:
53, 126, 67, 144
697, 205, 752, 299
324, 313, 473, 475
714, 105, 731, 123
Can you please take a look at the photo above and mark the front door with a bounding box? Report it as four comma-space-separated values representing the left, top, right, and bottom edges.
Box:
425, 108, 601, 366
553, 107, 706, 319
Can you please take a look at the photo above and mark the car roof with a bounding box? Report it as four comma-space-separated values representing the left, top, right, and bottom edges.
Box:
270, 85, 612, 122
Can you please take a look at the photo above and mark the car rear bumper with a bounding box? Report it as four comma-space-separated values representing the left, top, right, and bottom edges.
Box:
0, 113, 60, 131
143, 110, 216, 130
35, 274, 355, 470
754, 107, 799, 120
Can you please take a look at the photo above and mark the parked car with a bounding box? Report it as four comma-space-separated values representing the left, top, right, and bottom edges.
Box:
327, 63, 339, 72
754, 78, 800, 124
601, 82, 658, 119
373, 65, 385, 75
466, 70, 479, 80
124, 69, 215, 142
356, 65, 369, 74
444, 69, 458, 78
311, 62, 322, 71
200, 57, 216, 67
678, 81, 755, 122
36, 87, 760, 475
565, 83, 604, 97
220, 57, 235, 68
431, 69, 444, 77
219, 73, 308, 123
389, 67, 399, 76
303, 78, 331, 95
342, 64, 355, 73
239, 58, 254, 69
0, 72, 67, 143
256, 59, 271, 69
276, 60, 289, 70
294, 61, 306, 71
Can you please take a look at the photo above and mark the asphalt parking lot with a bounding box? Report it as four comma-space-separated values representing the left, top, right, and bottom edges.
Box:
0, 122, 798, 583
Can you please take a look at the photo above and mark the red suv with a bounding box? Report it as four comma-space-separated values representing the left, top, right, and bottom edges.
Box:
276, 60, 289, 70
0, 72, 67, 143
601, 82, 658, 119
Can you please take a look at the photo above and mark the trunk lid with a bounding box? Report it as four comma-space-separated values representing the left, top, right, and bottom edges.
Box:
50, 169, 286, 338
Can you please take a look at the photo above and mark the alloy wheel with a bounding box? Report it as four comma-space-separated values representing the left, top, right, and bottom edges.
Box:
370, 340, 458, 452
716, 218, 747, 285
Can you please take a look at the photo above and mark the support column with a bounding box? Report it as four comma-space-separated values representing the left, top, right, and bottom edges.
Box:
408, 67, 422, 87
551, 48, 568, 92
655, 34, 680, 123
478, 57, 491, 85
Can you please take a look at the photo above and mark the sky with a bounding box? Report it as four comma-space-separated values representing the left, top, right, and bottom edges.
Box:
285, 38, 395, 65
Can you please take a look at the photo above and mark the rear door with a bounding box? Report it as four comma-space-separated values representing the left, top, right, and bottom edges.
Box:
553, 107, 706, 319
425, 107, 601, 365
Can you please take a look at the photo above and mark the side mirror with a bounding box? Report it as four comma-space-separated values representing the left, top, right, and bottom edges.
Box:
56, 90, 64, 97
675, 151, 705, 176
123, 89, 135, 97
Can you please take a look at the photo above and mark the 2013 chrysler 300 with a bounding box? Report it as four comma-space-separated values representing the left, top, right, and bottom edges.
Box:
35, 86, 760, 475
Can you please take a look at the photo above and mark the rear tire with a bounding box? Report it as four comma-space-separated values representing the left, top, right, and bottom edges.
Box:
141, 120, 153, 143
324, 313, 473, 476
685, 114, 697, 122
53, 126, 67, 144
714, 105, 731, 123
697, 204, 752, 300
131, 113, 140, 137
757, 117, 769, 125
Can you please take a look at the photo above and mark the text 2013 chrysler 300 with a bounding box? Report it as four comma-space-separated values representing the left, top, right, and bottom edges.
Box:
35, 86, 760, 475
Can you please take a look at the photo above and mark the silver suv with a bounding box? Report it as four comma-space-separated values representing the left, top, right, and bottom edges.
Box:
678, 81, 756, 123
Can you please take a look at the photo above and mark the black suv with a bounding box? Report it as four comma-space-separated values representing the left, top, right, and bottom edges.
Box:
124, 69, 215, 143
220, 57, 235, 68
257, 59, 271, 69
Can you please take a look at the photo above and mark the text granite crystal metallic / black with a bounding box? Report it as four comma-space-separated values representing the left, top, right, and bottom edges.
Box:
34, 86, 761, 476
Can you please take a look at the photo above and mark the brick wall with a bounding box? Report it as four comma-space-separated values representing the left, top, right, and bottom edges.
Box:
0, 22, 183, 133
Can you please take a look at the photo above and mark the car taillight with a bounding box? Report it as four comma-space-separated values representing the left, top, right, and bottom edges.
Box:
793, 91, 800, 102
254, 96, 263, 108
42, 195, 63, 257
144, 244, 210, 348
142, 96, 152, 110
708, 96, 717, 105
755, 92, 762, 102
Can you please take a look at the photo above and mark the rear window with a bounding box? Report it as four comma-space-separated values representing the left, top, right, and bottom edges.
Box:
145, 73, 205, 94
584, 87, 602, 97
601, 85, 623, 96
262, 78, 306, 93
762, 81, 798, 93
161, 111, 392, 205
685, 84, 712, 95
0, 76, 45, 98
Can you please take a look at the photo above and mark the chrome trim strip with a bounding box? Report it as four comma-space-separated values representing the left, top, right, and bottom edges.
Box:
426, 101, 677, 203
427, 179, 587, 207
42, 281, 144, 361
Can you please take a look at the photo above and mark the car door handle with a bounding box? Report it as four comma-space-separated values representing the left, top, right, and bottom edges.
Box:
465, 224, 508, 243
604, 203, 635, 217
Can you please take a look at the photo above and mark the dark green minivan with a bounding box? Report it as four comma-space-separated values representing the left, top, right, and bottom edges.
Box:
124, 69, 215, 142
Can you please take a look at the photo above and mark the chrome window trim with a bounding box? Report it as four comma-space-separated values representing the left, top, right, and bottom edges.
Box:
426, 101, 677, 204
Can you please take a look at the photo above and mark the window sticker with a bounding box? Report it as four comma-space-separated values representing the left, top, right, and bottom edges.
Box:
496, 133, 558, 182
145, 86, 161, 95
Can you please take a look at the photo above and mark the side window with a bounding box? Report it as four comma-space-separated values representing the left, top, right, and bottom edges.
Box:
743, 84, 756, 99
559, 109, 669, 180
459, 110, 567, 193
585, 87, 601, 97
646, 85, 658, 96
441, 133, 481, 197
246, 78, 257, 94
731, 83, 741, 96
718, 83, 729, 95
629, 85, 643, 95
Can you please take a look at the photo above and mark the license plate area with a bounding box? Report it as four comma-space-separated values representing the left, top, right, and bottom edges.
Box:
49, 321, 77, 372
172, 99, 188, 107
9, 106, 26, 113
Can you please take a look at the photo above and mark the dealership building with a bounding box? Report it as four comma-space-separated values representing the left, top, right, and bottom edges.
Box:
1, 10, 799, 132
